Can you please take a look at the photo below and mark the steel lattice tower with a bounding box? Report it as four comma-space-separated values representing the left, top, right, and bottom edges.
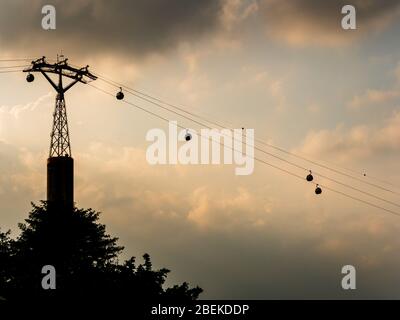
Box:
24, 56, 97, 209
50, 93, 71, 157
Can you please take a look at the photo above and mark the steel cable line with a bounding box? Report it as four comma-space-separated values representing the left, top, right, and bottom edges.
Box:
1, 59, 398, 216
0, 59, 395, 190
252, 137, 400, 195
322, 185, 400, 217
0, 58, 34, 62
253, 139, 400, 191
93, 72, 400, 193
10, 63, 399, 204
87, 83, 400, 218
2, 62, 398, 215
116, 88, 400, 207
0, 58, 38, 73
0, 69, 25, 73
0, 65, 29, 69
90, 77, 400, 207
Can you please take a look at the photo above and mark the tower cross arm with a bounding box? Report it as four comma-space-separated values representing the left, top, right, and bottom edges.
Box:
23, 56, 97, 84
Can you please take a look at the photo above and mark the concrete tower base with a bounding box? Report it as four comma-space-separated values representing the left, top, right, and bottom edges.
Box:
47, 156, 74, 210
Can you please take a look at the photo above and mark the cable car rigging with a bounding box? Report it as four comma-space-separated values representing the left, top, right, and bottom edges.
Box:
1, 56, 399, 217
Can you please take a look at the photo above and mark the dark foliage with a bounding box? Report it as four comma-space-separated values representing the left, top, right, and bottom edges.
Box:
0, 202, 202, 305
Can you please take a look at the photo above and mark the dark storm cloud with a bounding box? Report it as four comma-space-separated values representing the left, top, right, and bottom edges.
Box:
258, 0, 400, 45
0, 0, 223, 57
261, 0, 400, 20
0, 0, 398, 56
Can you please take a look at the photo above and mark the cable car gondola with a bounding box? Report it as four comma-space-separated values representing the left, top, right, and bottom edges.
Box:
26, 73, 34, 82
185, 129, 192, 141
116, 87, 124, 100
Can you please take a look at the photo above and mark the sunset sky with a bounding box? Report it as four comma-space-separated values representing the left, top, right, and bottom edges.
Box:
1, 0, 400, 298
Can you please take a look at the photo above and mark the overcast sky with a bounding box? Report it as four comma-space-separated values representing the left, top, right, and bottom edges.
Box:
1, 0, 400, 298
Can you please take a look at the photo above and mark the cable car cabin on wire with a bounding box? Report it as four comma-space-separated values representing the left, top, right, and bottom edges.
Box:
26, 73, 34, 82
185, 129, 192, 141
116, 87, 124, 100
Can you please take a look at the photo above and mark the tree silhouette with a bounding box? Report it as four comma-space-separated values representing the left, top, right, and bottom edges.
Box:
0, 202, 202, 306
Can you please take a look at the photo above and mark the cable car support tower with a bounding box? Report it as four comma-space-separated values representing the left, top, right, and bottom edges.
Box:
24, 57, 97, 210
